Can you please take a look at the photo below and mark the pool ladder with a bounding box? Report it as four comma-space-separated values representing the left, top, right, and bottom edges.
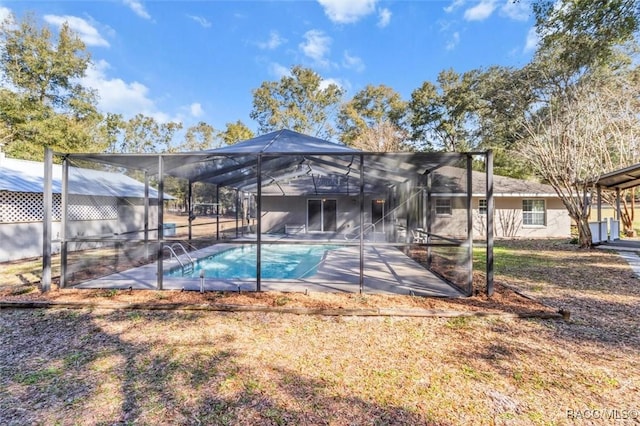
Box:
164, 243, 195, 274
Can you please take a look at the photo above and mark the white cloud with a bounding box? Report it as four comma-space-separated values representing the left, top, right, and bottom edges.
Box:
524, 26, 539, 52
123, 0, 151, 20
446, 31, 460, 50
82, 59, 160, 119
190, 102, 204, 117
317, 0, 377, 24
319, 77, 344, 91
187, 14, 211, 28
444, 0, 466, 14
377, 8, 391, 28
464, 0, 497, 21
500, 0, 530, 21
268, 62, 291, 79
299, 29, 332, 67
0, 6, 12, 24
342, 51, 365, 72
44, 15, 110, 47
257, 31, 286, 50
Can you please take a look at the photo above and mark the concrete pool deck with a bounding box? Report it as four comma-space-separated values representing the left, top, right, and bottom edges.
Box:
73, 241, 465, 298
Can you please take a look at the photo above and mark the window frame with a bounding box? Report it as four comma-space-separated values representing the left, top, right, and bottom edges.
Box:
522, 199, 546, 226
435, 198, 452, 216
478, 199, 487, 216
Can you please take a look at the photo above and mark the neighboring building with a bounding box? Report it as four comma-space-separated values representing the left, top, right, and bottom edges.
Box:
0, 152, 163, 262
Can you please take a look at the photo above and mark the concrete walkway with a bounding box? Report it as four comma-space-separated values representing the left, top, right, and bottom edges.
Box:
595, 239, 640, 278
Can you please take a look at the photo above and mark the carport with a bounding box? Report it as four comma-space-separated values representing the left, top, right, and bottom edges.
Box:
593, 163, 640, 244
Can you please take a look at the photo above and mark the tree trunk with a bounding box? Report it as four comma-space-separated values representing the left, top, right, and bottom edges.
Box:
576, 217, 593, 248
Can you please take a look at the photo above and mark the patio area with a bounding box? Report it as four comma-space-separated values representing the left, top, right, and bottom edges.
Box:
43, 129, 494, 297
74, 240, 464, 298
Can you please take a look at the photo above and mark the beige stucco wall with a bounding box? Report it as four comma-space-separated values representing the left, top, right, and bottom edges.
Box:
250, 194, 571, 240
260, 195, 377, 234
476, 197, 571, 238
425, 196, 571, 239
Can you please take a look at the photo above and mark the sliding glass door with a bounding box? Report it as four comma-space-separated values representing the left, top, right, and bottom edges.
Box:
307, 199, 337, 232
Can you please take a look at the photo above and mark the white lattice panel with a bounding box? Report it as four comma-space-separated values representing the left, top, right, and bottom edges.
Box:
1, 191, 118, 223
68, 195, 118, 221
0, 191, 62, 223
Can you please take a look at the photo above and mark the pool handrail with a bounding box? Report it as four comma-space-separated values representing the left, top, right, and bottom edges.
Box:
171, 242, 195, 265
164, 243, 195, 274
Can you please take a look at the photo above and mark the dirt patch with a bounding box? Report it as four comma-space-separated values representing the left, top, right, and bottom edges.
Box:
0, 277, 558, 318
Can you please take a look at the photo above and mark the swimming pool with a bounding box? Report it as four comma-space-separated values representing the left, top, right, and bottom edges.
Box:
165, 244, 341, 279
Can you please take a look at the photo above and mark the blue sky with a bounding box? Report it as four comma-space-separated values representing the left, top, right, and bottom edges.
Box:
0, 1, 539, 133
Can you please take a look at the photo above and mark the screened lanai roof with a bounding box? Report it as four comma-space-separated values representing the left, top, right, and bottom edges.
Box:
65, 129, 472, 196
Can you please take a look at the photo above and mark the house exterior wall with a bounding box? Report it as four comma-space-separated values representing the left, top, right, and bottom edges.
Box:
468, 196, 570, 239
491, 197, 570, 238
261, 194, 571, 240
261, 195, 375, 234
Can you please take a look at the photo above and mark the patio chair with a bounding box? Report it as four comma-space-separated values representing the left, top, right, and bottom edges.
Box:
411, 229, 426, 243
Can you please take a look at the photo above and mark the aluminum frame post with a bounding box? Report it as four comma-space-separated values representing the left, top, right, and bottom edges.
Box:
256, 155, 262, 292
42, 148, 53, 292
188, 180, 193, 241
359, 154, 365, 294
486, 150, 494, 297
216, 185, 220, 240
144, 172, 150, 259
60, 156, 69, 288
426, 173, 432, 268
466, 155, 473, 296
598, 186, 603, 242
235, 189, 239, 238
157, 155, 164, 290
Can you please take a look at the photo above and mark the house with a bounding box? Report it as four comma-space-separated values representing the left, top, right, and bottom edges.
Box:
38, 129, 570, 295
0, 151, 164, 262
201, 132, 570, 241
429, 166, 571, 239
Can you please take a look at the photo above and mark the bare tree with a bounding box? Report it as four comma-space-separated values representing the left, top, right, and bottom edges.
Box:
350, 120, 410, 152
520, 71, 640, 247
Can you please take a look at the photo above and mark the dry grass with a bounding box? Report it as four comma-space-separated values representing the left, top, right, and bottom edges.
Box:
1, 239, 639, 425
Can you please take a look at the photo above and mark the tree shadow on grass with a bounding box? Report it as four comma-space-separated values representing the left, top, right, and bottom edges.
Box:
0, 308, 452, 425
186, 364, 445, 426
477, 242, 640, 298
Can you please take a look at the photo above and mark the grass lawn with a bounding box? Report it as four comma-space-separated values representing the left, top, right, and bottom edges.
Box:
0, 239, 639, 425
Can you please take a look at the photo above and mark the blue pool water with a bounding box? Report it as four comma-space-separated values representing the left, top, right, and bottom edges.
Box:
165, 244, 340, 279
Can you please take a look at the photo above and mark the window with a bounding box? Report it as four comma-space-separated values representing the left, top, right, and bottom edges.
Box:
478, 199, 487, 215
435, 199, 451, 215
522, 199, 545, 226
